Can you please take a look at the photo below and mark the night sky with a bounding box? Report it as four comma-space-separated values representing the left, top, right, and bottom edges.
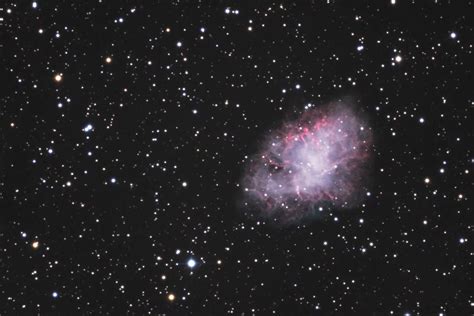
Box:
1, 1, 473, 315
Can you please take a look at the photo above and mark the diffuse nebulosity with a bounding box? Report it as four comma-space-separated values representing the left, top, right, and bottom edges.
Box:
241, 102, 372, 224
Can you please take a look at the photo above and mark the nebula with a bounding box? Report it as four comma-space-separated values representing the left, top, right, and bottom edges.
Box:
241, 102, 372, 224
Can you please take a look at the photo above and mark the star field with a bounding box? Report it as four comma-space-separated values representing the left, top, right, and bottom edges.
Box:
1, 1, 472, 315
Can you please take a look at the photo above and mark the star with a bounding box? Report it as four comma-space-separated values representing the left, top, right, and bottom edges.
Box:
187, 258, 196, 268
83, 124, 93, 132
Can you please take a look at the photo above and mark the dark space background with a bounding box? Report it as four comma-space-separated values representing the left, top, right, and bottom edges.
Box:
1, 1, 472, 315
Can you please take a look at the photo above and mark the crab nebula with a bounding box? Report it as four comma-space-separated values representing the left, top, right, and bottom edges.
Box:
241, 103, 372, 224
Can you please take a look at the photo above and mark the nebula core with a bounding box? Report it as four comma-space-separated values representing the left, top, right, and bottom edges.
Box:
241, 103, 372, 224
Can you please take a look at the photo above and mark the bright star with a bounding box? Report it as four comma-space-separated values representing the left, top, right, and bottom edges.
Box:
187, 259, 196, 268
83, 124, 93, 132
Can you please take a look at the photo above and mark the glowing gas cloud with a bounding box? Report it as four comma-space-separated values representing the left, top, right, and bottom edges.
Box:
241, 102, 372, 224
